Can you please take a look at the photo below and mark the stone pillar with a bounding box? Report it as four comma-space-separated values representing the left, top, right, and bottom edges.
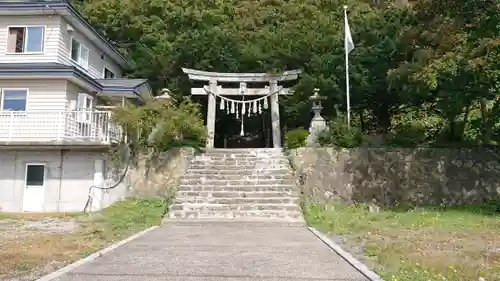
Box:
206, 80, 217, 148
269, 80, 281, 148
307, 89, 327, 146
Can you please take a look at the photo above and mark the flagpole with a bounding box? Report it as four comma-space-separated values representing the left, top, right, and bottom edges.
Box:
344, 5, 351, 130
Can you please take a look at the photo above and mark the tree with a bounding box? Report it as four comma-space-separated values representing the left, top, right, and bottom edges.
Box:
76, 0, 499, 146
388, 0, 500, 144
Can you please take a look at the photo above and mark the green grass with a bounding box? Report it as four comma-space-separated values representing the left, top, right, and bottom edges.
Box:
80, 199, 167, 242
304, 202, 500, 281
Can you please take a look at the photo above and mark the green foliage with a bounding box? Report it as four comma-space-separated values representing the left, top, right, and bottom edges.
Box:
112, 98, 207, 152
317, 117, 363, 148
75, 0, 396, 129
388, 0, 500, 145
285, 127, 309, 149
84, 199, 166, 240
387, 107, 445, 147
304, 201, 500, 281
76, 0, 500, 148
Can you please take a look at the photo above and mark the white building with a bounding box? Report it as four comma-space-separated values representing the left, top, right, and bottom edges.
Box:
0, 0, 152, 212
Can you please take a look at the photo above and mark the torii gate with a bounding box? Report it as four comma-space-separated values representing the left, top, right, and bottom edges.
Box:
182, 68, 301, 148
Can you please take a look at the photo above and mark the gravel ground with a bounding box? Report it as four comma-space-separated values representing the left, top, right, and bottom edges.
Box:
0, 216, 81, 281
0, 218, 79, 239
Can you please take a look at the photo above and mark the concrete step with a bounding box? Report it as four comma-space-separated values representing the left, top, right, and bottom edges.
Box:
168, 209, 304, 221
163, 218, 306, 227
189, 161, 290, 167
191, 156, 289, 162
188, 164, 290, 169
174, 197, 301, 205
204, 148, 283, 155
177, 184, 297, 192
175, 190, 298, 197
170, 203, 300, 212
187, 164, 290, 170
206, 148, 282, 152
183, 168, 292, 175
199, 153, 284, 159
194, 155, 287, 160
180, 178, 296, 186
189, 162, 290, 168
181, 174, 293, 181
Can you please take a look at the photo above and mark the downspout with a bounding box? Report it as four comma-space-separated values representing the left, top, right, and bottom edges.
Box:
56, 149, 65, 212
12, 152, 17, 209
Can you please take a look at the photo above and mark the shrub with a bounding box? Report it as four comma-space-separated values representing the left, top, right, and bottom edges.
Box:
112, 97, 207, 152
387, 123, 428, 147
285, 127, 309, 149
388, 108, 445, 147
317, 116, 362, 148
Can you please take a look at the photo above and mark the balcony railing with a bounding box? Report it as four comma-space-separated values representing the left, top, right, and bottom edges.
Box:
0, 110, 123, 145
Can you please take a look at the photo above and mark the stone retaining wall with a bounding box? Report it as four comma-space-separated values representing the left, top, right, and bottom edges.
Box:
125, 147, 196, 199
289, 147, 500, 207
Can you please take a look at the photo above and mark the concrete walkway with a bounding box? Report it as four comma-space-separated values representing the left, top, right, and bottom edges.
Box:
52, 222, 369, 281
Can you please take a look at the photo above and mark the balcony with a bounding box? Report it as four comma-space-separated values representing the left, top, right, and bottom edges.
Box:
0, 110, 123, 146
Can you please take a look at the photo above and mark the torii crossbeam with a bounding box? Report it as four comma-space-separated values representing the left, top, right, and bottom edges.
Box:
182, 68, 302, 148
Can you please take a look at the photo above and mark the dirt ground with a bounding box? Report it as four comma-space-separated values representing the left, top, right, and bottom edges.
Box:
0, 215, 86, 281
0, 200, 167, 281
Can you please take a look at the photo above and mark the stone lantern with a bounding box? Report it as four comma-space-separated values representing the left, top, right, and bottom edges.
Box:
154, 88, 173, 101
306, 88, 327, 146
310, 88, 326, 119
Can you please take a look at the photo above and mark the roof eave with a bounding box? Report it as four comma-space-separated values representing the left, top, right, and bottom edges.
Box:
100, 83, 152, 101
134, 81, 153, 100
64, 3, 132, 69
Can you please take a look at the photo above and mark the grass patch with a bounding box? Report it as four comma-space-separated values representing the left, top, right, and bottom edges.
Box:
304, 202, 500, 281
0, 199, 167, 280
80, 199, 167, 242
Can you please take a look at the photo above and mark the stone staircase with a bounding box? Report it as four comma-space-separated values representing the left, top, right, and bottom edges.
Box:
168, 148, 304, 223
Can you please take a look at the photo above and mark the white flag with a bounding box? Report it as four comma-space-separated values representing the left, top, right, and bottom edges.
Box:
344, 8, 355, 54
343, 6, 354, 130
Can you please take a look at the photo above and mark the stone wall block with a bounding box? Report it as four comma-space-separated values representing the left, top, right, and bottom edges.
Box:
290, 147, 500, 207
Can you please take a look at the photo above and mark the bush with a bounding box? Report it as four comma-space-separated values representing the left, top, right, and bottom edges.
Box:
317, 116, 362, 148
388, 108, 445, 147
112, 97, 207, 151
285, 127, 309, 149
387, 123, 428, 147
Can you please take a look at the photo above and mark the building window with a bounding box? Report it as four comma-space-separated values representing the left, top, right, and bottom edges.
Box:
77, 93, 93, 122
7, 26, 45, 53
104, 67, 116, 79
1, 89, 27, 111
26, 164, 45, 186
70, 38, 89, 69
77, 93, 93, 110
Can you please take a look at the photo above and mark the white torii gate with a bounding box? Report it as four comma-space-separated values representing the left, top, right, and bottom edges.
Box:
182, 68, 301, 148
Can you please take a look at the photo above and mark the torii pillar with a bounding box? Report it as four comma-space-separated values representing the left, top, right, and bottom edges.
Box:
182, 68, 302, 148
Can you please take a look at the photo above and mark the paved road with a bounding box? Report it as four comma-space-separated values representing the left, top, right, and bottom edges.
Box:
53, 222, 369, 281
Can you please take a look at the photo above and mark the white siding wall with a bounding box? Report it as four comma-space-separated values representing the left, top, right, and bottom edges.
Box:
0, 150, 127, 212
65, 81, 97, 110
0, 15, 123, 79
57, 18, 123, 79
0, 15, 61, 64
0, 80, 66, 141
0, 80, 67, 111
0, 80, 115, 143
